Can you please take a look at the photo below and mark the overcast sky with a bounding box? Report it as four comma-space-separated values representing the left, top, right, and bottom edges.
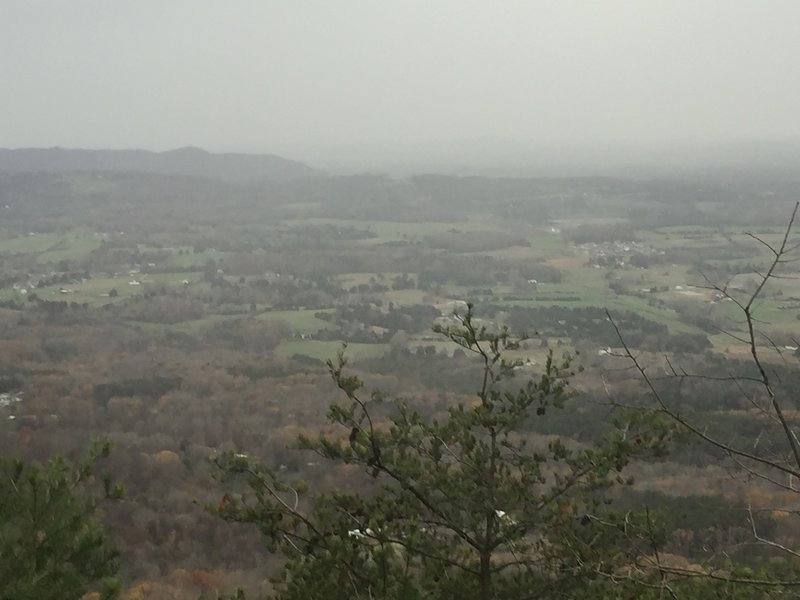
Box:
2, 1, 799, 154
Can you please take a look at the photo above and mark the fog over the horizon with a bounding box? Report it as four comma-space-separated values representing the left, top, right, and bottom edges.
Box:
2, 1, 799, 162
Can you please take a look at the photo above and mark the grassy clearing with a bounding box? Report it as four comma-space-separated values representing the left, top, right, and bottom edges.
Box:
276, 340, 387, 361
0, 289, 26, 304
165, 248, 227, 269
405, 338, 461, 356
337, 272, 398, 288
528, 231, 568, 253
14, 272, 206, 306
0, 233, 65, 254
383, 289, 431, 305
722, 300, 800, 328
256, 309, 335, 334
132, 314, 231, 335
614, 265, 695, 289
39, 235, 104, 263
283, 218, 504, 242
336, 275, 434, 306
497, 294, 690, 329
27, 277, 139, 305
147, 272, 204, 285
0, 232, 103, 262
708, 331, 795, 362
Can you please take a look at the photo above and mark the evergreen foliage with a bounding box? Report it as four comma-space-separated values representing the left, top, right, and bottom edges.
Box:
0, 440, 122, 600
214, 306, 674, 599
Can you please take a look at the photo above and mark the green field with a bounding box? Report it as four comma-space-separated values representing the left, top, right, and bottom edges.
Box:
0, 272, 206, 306
0, 232, 103, 262
283, 218, 508, 241
256, 309, 335, 334
1, 221, 794, 358
276, 340, 387, 361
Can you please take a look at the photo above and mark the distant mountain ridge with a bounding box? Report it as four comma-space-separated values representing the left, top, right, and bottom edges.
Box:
0, 147, 322, 183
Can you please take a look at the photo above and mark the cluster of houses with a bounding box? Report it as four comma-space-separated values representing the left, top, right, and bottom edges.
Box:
0, 392, 22, 408
0, 391, 23, 420
575, 240, 664, 269
7, 272, 89, 295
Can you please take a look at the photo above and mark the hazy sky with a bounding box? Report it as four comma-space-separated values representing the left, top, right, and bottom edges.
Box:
2, 1, 799, 153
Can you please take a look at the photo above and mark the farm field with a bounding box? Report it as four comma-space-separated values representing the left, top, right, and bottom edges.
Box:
2, 218, 796, 359
256, 309, 336, 334
275, 340, 388, 361
0, 231, 104, 262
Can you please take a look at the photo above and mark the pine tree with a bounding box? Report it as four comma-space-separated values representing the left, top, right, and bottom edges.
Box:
0, 440, 123, 600
216, 306, 671, 599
